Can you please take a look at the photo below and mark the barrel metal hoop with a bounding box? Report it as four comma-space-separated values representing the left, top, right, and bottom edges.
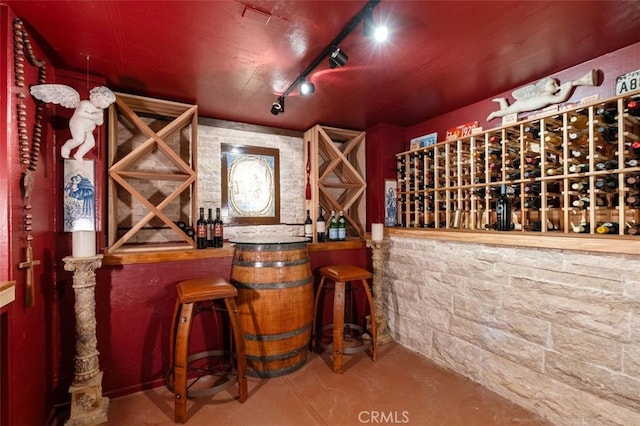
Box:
244, 322, 311, 341
247, 357, 308, 378
245, 343, 308, 362
234, 242, 308, 252
232, 258, 310, 268
232, 275, 312, 290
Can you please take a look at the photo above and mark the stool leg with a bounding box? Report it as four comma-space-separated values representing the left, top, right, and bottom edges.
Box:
224, 297, 248, 403
174, 302, 194, 423
361, 279, 377, 362
311, 276, 326, 351
167, 298, 181, 389
332, 281, 346, 374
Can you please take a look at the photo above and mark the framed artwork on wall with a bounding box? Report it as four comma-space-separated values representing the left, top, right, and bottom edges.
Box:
221, 144, 280, 225
384, 179, 397, 227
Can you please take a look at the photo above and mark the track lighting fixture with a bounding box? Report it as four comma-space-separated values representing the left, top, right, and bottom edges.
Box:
329, 47, 348, 69
268, 0, 384, 115
300, 79, 315, 95
271, 96, 284, 115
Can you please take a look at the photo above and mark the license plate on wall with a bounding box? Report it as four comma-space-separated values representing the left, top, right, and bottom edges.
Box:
616, 69, 640, 95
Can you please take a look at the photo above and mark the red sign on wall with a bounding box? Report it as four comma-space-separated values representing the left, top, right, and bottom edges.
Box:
445, 121, 478, 141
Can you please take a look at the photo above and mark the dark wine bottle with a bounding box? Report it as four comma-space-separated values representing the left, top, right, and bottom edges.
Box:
304, 209, 313, 241
316, 207, 325, 242
196, 207, 207, 249
596, 222, 619, 234
495, 184, 512, 231
206, 208, 214, 247
213, 207, 224, 248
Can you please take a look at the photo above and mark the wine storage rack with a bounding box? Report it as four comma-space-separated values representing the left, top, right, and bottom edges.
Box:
395, 90, 640, 237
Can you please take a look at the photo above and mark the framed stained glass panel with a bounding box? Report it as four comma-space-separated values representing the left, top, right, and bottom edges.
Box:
221, 144, 280, 225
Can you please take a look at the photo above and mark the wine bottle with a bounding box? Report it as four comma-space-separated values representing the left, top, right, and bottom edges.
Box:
571, 222, 590, 233
495, 184, 512, 231
213, 207, 224, 248
571, 181, 589, 193
316, 207, 326, 242
596, 107, 617, 124
627, 175, 640, 189
337, 211, 346, 241
568, 163, 589, 173
206, 208, 214, 247
596, 222, 619, 234
568, 114, 589, 129
328, 211, 338, 241
626, 99, 640, 117
304, 209, 313, 241
627, 223, 640, 235
196, 207, 207, 249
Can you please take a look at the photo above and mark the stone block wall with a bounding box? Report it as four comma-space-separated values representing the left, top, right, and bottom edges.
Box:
384, 236, 640, 425
198, 124, 306, 240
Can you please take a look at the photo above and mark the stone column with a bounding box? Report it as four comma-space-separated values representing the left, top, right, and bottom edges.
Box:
365, 239, 392, 345
63, 255, 109, 426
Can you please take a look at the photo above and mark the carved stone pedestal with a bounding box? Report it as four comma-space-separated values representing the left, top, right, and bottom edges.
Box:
365, 239, 392, 345
63, 255, 109, 426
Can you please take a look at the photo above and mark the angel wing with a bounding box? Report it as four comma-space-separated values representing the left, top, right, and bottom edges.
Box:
30, 84, 80, 108
510, 83, 539, 101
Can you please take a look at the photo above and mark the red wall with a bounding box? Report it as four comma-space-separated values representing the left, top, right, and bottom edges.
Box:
365, 123, 406, 227
1, 5, 58, 424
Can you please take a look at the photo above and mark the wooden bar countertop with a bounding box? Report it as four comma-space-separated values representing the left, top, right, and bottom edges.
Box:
102, 239, 366, 266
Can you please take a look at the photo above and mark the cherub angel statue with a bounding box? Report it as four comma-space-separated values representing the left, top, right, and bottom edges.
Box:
30, 84, 116, 160
486, 69, 598, 122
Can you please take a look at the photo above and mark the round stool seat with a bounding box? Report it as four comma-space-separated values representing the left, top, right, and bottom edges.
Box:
177, 277, 238, 304
318, 264, 372, 282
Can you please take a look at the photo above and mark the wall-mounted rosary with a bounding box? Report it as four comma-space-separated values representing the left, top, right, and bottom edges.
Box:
14, 18, 46, 307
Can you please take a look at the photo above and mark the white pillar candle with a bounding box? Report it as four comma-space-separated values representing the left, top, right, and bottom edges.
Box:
371, 223, 384, 241
72, 231, 96, 258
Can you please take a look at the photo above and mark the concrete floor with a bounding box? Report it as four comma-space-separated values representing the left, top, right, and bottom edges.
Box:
95, 342, 552, 425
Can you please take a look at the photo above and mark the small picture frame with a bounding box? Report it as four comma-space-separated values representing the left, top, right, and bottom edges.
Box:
221, 144, 280, 225
63, 159, 96, 232
384, 179, 397, 227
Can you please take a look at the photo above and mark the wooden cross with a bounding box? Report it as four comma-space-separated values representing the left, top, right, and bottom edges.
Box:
18, 244, 40, 307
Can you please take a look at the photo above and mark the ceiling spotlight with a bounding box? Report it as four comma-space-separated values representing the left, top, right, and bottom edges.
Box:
329, 47, 349, 69
300, 80, 315, 96
271, 96, 285, 115
363, 6, 388, 42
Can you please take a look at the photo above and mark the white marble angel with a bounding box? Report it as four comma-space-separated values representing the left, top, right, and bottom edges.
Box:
486, 69, 598, 122
30, 84, 116, 160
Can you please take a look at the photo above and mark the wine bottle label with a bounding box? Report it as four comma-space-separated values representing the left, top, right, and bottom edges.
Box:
317, 222, 325, 232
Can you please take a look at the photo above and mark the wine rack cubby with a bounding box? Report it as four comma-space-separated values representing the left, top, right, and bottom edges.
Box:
395, 90, 640, 237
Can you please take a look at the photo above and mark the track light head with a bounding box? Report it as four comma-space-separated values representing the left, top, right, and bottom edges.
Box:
363, 5, 388, 42
300, 79, 315, 96
271, 96, 285, 115
329, 47, 348, 69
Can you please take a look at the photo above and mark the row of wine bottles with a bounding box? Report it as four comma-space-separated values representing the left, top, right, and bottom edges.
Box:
305, 208, 347, 242
195, 207, 224, 249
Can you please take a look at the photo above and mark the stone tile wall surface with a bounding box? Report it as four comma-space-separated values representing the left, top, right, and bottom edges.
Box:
384, 236, 640, 425
198, 125, 306, 240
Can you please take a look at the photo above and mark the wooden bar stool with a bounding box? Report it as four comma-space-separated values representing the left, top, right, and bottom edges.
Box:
312, 264, 377, 374
166, 277, 247, 423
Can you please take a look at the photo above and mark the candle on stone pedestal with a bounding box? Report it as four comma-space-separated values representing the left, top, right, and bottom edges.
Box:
72, 231, 96, 258
372, 223, 384, 241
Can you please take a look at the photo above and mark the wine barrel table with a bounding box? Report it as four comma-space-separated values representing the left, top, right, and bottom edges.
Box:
229, 236, 313, 377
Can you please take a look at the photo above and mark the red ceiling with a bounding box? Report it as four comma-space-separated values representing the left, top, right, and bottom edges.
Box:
5, 0, 640, 132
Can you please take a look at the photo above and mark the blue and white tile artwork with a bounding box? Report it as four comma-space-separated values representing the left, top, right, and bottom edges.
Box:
63, 159, 95, 232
